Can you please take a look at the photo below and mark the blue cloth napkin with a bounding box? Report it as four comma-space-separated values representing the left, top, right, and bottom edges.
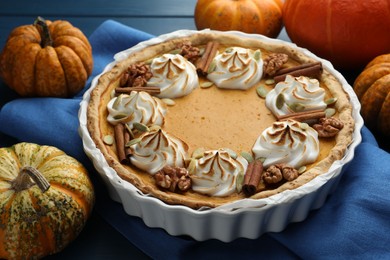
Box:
1, 20, 389, 259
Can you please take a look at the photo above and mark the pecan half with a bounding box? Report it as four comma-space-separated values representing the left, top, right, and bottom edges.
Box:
154, 165, 191, 192
313, 117, 344, 138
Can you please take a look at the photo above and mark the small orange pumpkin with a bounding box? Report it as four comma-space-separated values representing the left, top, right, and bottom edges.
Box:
194, 0, 284, 38
0, 17, 93, 97
0, 142, 95, 259
283, 0, 390, 70
353, 54, 390, 136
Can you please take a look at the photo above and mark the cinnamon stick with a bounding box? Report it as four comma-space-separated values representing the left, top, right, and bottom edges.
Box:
274, 62, 323, 83
124, 130, 133, 158
243, 160, 263, 196
196, 41, 219, 75
277, 109, 326, 122
114, 123, 128, 164
115, 86, 161, 95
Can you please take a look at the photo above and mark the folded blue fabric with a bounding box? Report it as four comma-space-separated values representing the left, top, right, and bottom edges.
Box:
1, 20, 389, 259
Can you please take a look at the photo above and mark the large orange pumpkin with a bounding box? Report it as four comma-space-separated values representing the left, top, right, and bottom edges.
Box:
194, 0, 284, 38
283, 0, 390, 70
0, 17, 93, 97
0, 142, 95, 259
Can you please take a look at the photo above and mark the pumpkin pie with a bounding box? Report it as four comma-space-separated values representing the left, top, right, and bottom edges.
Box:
86, 31, 355, 209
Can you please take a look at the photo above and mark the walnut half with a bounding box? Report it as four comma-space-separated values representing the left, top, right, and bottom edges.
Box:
263, 164, 299, 184
263, 53, 289, 77
177, 41, 200, 63
120, 62, 153, 88
313, 117, 344, 138
154, 165, 192, 192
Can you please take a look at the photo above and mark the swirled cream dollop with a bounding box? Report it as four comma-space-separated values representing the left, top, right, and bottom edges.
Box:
129, 128, 189, 174
207, 47, 263, 90
147, 53, 199, 98
252, 120, 319, 168
266, 75, 327, 117
189, 149, 248, 197
107, 91, 166, 129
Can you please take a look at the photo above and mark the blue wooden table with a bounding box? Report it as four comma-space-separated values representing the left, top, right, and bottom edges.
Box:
0, 1, 388, 259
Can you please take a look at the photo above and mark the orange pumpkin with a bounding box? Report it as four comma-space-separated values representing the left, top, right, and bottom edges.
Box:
283, 0, 390, 70
0, 17, 93, 97
0, 142, 95, 259
194, 0, 284, 38
353, 54, 390, 136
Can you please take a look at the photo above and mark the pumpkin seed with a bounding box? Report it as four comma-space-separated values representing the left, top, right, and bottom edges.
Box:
325, 97, 338, 106
162, 98, 176, 106
192, 147, 205, 159
236, 170, 245, 193
325, 108, 336, 118
198, 47, 205, 56
288, 102, 306, 112
298, 166, 307, 174
241, 151, 254, 163
110, 89, 116, 99
125, 138, 142, 147
256, 85, 269, 99
133, 122, 149, 132
187, 158, 197, 174
253, 49, 261, 62
257, 157, 266, 163
300, 122, 309, 130
200, 81, 214, 88
124, 124, 135, 138
207, 60, 217, 74
170, 48, 181, 55
144, 58, 154, 65
265, 79, 275, 85
276, 93, 285, 109
112, 94, 123, 110
225, 47, 233, 53
113, 113, 128, 120
224, 148, 237, 159
103, 135, 114, 145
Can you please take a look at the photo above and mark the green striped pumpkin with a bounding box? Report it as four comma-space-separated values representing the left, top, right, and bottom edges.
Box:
0, 142, 95, 259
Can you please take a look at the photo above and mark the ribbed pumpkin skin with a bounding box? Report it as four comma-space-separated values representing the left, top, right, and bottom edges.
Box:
283, 0, 390, 70
353, 54, 390, 136
0, 143, 95, 259
0, 19, 93, 97
194, 0, 284, 38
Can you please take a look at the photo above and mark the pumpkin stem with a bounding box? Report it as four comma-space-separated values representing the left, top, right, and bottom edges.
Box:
34, 16, 53, 48
11, 166, 51, 193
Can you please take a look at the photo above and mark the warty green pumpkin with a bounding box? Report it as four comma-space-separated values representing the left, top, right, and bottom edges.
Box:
0, 142, 95, 259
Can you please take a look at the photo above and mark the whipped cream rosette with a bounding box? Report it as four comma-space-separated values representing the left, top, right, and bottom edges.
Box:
252, 120, 320, 169
107, 91, 167, 129
266, 75, 327, 118
147, 53, 199, 98
189, 149, 248, 197
129, 128, 189, 174
207, 47, 263, 90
